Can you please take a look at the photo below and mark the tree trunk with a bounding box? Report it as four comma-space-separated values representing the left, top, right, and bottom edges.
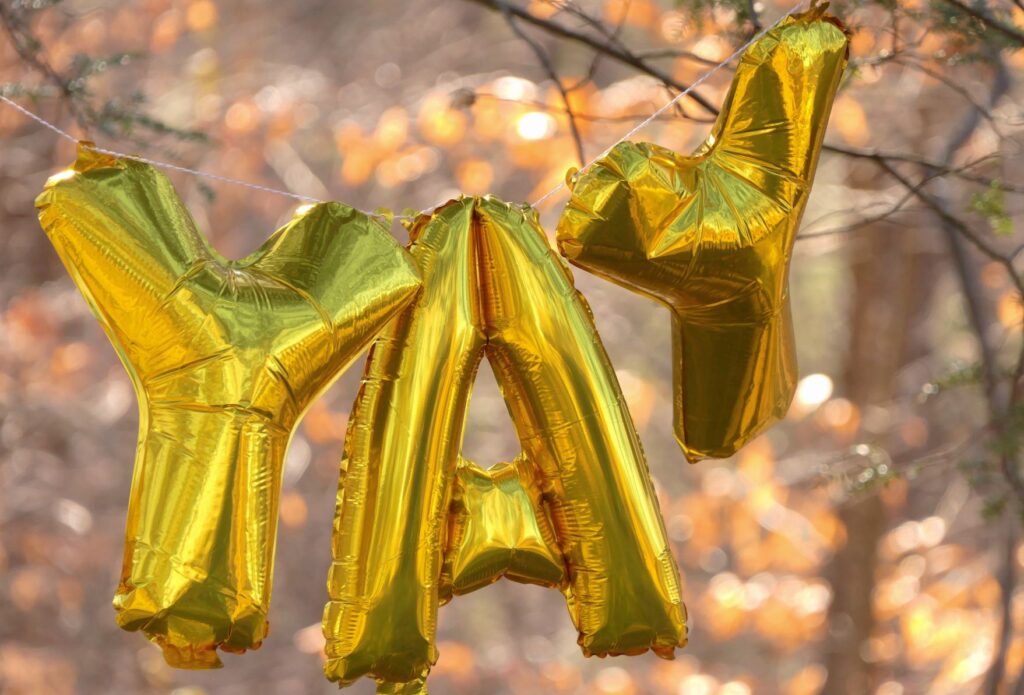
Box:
823, 219, 941, 693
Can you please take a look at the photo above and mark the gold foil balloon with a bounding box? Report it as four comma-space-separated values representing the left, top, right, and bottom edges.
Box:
557, 7, 849, 462
324, 197, 686, 691
36, 145, 421, 668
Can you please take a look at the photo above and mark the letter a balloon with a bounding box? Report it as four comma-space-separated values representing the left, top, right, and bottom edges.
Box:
324, 196, 686, 692
36, 145, 421, 667
557, 6, 849, 462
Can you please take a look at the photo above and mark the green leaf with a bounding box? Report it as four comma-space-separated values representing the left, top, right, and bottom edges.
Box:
969, 181, 1013, 236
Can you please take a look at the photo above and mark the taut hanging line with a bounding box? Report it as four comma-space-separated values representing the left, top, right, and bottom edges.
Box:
0, 94, 323, 205
1, 1, 804, 220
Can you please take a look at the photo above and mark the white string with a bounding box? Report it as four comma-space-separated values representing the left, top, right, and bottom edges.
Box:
0, 1, 804, 221
0, 94, 327, 206
0, 94, 79, 143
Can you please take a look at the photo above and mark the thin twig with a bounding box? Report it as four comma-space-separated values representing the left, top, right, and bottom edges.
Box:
496, 0, 586, 165
472, 93, 716, 123
633, 47, 730, 67
797, 191, 924, 240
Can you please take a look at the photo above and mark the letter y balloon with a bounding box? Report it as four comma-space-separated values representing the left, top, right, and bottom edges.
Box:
557, 6, 849, 462
36, 146, 421, 668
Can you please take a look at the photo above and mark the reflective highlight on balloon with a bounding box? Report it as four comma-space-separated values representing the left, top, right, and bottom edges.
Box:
440, 455, 566, 601
557, 9, 850, 462
36, 145, 421, 668
324, 196, 686, 690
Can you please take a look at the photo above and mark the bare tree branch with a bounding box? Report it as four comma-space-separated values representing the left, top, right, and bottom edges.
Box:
469, 92, 716, 123
824, 144, 1021, 193
633, 47, 731, 67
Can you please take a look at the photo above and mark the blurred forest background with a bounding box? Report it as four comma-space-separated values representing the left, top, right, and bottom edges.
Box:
1, 0, 1023, 693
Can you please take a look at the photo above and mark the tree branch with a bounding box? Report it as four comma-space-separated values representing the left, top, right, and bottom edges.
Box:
824, 144, 1021, 193
633, 47, 731, 67
870, 157, 1019, 267
464, 0, 720, 115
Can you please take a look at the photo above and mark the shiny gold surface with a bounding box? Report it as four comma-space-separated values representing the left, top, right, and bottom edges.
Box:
439, 455, 566, 601
324, 196, 686, 690
557, 9, 849, 462
35, 145, 422, 668
376, 678, 429, 695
